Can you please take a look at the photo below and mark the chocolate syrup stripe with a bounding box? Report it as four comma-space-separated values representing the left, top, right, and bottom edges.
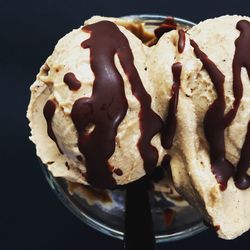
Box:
70, 21, 162, 188
178, 29, 186, 54
190, 39, 235, 191
71, 21, 128, 188
43, 99, 63, 154
64, 72, 81, 90
161, 62, 182, 149
161, 30, 185, 149
118, 43, 163, 174
154, 17, 177, 40
191, 19, 250, 191
233, 20, 250, 189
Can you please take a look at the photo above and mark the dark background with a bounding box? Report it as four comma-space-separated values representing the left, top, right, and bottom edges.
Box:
1, 0, 250, 249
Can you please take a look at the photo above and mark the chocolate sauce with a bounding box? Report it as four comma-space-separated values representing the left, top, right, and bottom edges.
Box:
125, 23, 154, 44
164, 208, 175, 227
190, 40, 234, 191
71, 21, 161, 188
161, 155, 171, 170
114, 168, 123, 176
77, 155, 83, 162
111, 30, 162, 174
64, 72, 81, 90
150, 167, 165, 182
190, 20, 250, 190
215, 225, 221, 232
235, 119, 250, 189
148, 155, 172, 183
65, 161, 70, 170
125, 178, 155, 250
154, 17, 177, 40
230, 20, 250, 190
235, 120, 250, 189
161, 62, 182, 149
47, 161, 54, 165
43, 100, 63, 153
203, 220, 220, 232
71, 21, 127, 188
178, 29, 186, 53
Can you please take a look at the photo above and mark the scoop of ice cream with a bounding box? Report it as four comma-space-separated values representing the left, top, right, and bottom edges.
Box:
27, 16, 165, 188
152, 15, 250, 239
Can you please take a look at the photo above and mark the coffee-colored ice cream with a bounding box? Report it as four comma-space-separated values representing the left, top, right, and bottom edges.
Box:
27, 16, 165, 188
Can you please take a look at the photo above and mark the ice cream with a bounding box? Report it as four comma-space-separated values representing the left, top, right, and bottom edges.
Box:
27, 14, 250, 241
27, 16, 166, 189
149, 15, 250, 239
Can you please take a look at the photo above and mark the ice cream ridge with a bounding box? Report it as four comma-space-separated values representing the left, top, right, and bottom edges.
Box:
27, 15, 250, 240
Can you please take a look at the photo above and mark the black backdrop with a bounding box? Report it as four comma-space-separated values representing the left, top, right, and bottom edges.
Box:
1, 0, 250, 249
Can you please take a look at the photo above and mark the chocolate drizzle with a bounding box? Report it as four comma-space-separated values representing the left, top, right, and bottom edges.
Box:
154, 17, 177, 40
235, 121, 250, 189
64, 72, 81, 90
71, 21, 161, 188
190, 20, 250, 190
232, 20, 250, 189
114, 168, 123, 176
71, 21, 127, 188
161, 154, 171, 170
164, 208, 175, 227
224, 20, 250, 126
178, 29, 186, 53
43, 100, 63, 153
160, 29, 185, 149
190, 40, 234, 191
161, 62, 182, 149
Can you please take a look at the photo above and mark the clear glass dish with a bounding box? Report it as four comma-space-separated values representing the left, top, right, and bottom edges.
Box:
40, 14, 206, 244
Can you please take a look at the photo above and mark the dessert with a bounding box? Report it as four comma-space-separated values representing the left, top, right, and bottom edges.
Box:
27, 14, 250, 243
